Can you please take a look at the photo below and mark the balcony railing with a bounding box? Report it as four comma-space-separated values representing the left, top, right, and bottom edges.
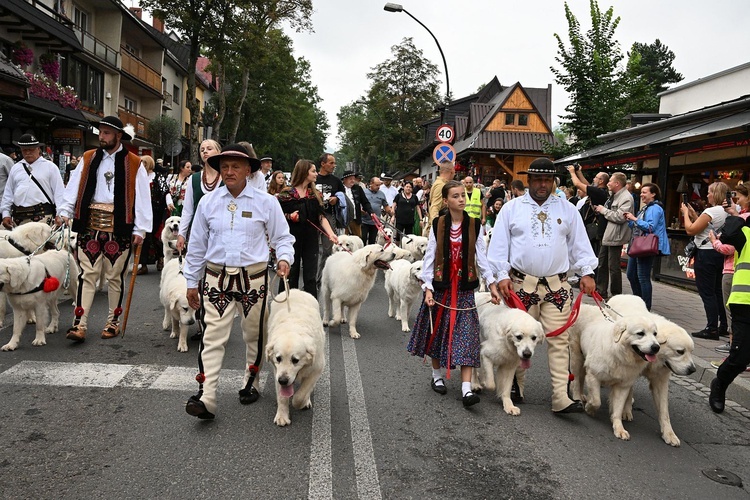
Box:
118, 107, 149, 140
162, 91, 173, 109
120, 50, 161, 94
74, 28, 119, 68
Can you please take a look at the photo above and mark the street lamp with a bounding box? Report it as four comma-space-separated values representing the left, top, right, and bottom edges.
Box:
356, 99, 387, 173
384, 2, 450, 123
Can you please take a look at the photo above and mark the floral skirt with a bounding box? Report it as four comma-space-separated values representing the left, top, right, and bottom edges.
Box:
407, 288, 480, 369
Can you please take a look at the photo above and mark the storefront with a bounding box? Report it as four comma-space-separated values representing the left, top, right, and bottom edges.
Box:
556, 97, 750, 288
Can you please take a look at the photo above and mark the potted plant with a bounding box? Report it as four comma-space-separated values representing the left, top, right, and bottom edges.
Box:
10, 41, 33, 68
39, 53, 60, 81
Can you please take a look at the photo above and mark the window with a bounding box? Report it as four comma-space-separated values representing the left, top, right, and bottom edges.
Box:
73, 4, 89, 31
123, 43, 138, 57
61, 57, 104, 112
124, 97, 136, 112
173, 84, 180, 104
518, 114, 529, 126
505, 113, 515, 126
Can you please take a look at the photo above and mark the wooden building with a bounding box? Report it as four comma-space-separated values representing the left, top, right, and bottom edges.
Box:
409, 77, 554, 185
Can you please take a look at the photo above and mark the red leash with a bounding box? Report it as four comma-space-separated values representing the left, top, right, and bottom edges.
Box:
371, 214, 393, 248
504, 287, 593, 338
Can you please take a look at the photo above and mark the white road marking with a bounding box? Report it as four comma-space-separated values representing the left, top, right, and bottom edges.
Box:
0, 360, 267, 393
308, 336, 332, 500
342, 335, 382, 500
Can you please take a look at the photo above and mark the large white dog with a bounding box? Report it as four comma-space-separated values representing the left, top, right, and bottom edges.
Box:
376, 226, 394, 248
159, 258, 195, 352
569, 312, 660, 441
384, 259, 423, 332
265, 289, 326, 426
321, 244, 397, 338
0, 250, 78, 351
401, 235, 428, 261
472, 294, 544, 416
0, 223, 53, 326
161, 215, 182, 265
607, 294, 696, 447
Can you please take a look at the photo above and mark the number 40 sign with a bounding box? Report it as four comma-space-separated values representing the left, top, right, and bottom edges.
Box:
435, 124, 455, 144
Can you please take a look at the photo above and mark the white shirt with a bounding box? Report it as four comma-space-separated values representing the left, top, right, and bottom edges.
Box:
1, 157, 65, 218
248, 170, 267, 191
420, 221, 495, 291
695, 205, 727, 249
487, 192, 598, 281
182, 182, 295, 289
0, 152, 13, 197
575, 196, 588, 211
381, 184, 398, 205
60, 145, 152, 237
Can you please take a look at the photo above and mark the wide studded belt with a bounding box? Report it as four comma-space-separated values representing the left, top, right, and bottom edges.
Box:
87, 203, 115, 232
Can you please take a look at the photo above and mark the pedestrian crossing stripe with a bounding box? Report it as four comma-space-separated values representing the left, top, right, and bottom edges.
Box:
0, 360, 268, 392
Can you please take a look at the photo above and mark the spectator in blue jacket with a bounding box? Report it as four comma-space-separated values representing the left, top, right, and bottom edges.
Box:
623, 183, 670, 310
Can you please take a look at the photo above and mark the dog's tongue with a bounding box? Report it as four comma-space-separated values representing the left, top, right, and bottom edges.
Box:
645, 354, 657, 363
280, 384, 295, 398
520, 358, 531, 370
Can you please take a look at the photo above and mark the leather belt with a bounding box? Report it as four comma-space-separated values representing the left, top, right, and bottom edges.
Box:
87, 203, 115, 232
511, 268, 567, 285
12, 203, 54, 218
205, 262, 267, 280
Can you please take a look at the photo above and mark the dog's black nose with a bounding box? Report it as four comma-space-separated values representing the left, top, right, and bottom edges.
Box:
522, 349, 532, 359
187, 319, 195, 325
278, 376, 289, 386
650, 344, 660, 354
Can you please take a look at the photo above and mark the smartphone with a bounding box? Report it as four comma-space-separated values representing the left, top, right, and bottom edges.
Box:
681, 193, 689, 205
726, 192, 734, 206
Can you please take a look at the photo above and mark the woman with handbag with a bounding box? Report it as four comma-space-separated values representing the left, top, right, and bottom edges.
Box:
624, 183, 670, 310
682, 181, 730, 339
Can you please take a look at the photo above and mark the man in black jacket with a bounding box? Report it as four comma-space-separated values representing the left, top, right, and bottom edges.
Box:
341, 170, 374, 238
316, 153, 345, 286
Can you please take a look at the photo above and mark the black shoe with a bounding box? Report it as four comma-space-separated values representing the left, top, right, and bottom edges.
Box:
190, 332, 203, 341
553, 401, 584, 414
692, 328, 720, 340
431, 378, 447, 395
709, 378, 726, 413
238, 386, 260, 405
185, 396, 215, 419
718, 325, 729, 337
511, 376, 524, 404
462, 391, 480, 407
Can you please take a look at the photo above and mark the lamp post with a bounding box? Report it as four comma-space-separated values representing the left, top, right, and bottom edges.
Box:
356, 99, 387, 174
384, 2, 450, 123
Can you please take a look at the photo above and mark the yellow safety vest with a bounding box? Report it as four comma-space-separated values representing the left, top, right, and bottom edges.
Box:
465, 188, 482, 219
728, 226, 750, 305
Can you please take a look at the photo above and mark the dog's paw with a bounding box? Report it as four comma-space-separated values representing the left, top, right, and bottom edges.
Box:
44, 326, 56, 334
27, 317, 36, 325
178, 342, 188, 352
32, 338, 46, 346
170, 331, 177, 339
584, 402, 599, 416
614, 427, 630, 441
662, 431, 680, 447
274, 413, 291, 427
401, 324, 410, 333
504, 405, 521, 416
1, 342, 18, 351
623, 409, 633, 421
162, 321, 170, 331
292, 396, 312, 410
394, 314, 401, 321
340, 318, 347, 324
349, 331, 360, 339
388, 311, 395, 318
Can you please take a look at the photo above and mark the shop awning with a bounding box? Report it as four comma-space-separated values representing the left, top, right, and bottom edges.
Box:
2, 96, 90, 127
653, 110, 750, 143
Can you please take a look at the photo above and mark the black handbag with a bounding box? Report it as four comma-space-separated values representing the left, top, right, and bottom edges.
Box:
684, 240, 697, 259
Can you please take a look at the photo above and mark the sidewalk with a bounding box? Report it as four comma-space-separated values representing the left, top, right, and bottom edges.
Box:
599, 273, 750, 410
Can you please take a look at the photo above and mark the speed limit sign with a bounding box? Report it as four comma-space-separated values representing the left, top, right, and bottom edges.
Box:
435, 124, 455, 144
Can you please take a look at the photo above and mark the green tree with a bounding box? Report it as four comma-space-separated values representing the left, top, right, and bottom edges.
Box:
337, 37, 441, 177
146, 115, 181, 161
551, 0, 625, 150
622, 39, 683, 114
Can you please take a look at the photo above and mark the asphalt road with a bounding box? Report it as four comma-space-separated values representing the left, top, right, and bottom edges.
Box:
1, 269, 749, 499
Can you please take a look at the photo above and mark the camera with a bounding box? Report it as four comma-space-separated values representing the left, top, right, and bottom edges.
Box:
574, 163, 581, 172
726, 191, 734, 206
681, 193, 689, 205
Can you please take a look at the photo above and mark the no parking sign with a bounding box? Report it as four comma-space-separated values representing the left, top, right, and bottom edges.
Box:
432, 143, 456, 165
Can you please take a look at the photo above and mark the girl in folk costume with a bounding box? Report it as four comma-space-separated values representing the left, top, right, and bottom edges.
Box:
407, 181, 496, 407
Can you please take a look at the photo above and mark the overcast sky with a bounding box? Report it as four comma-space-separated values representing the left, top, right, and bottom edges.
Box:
284, 0, 750, 151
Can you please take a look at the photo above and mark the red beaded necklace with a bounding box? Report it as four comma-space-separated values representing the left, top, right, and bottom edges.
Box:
202, 167, 220, 191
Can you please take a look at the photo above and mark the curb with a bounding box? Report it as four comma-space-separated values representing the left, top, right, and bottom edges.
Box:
688, 356, 750, 410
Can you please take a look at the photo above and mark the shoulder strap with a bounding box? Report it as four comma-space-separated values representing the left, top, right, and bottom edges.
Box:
22, 163, 54, 205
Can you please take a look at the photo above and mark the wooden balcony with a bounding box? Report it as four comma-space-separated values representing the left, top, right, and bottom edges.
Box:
120, 50, 161, 94
118, 107, 149, 140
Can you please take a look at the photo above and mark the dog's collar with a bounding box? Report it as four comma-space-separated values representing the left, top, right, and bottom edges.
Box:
4, 236, 32, 256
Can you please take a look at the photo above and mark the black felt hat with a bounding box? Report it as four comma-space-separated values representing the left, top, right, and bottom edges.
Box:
207, 144, 262, 172
341, 170, 357, 179
97, 116, 133, 140
13, 133, 43, 147
518, 158, 557, 176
